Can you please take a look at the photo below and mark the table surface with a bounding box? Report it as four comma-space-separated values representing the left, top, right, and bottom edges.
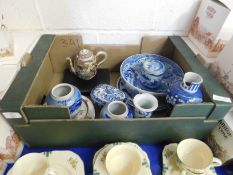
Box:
4, 144, 227, 175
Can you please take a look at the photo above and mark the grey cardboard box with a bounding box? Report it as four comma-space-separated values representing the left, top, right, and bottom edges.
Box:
0, 34, 232, 147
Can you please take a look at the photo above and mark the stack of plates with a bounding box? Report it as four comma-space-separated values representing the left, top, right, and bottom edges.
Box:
93, 142, 152, 175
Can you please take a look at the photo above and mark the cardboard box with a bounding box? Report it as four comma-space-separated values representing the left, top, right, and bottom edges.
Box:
0, 34, 232, 147
189, 0, 232, 58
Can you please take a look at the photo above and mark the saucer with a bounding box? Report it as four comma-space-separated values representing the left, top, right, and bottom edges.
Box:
73, 95, 95, 119
7, 151, 85, 175
90, 84, 127, 106
162, 143, 217, 175
93, 142, 152, 175
0, 161, 7, 175
120, 54, 184, 95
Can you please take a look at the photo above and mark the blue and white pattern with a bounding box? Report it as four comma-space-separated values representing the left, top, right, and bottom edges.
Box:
120, 54, 184, 95
90, 84, 127, 106
100, 103, 134, 119
143, 59, 165, 76
181, 82, 201, 93
166, 81, 203, 105
47, 86, 82, 118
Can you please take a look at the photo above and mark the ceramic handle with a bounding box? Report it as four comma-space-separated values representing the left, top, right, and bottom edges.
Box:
211, 157, 222, 167
66, 57, 76, 74
180, 170, 187, 175
96, 51, 107, 66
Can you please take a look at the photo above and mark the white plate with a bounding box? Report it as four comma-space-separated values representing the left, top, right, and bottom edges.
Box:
7, 151, 85, 175
0, 161, 7, 175
93, 142, 152, 175
162, 143, 217, 175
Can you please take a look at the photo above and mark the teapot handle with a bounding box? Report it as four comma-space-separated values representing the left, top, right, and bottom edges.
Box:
66, 57, 76, 75
96, 51, 107, 66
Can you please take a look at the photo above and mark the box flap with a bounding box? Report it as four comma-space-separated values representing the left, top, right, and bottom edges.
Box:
169, 36, 233, 119
0, 35, 55, 124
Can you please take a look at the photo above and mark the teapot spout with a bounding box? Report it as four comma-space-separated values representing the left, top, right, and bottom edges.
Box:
66, 57, 76, 75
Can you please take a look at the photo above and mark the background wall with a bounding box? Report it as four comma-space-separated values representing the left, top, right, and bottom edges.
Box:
0, 0, 203, 44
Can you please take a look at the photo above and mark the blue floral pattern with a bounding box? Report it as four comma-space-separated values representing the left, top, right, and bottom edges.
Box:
120, 54, 184, 95
166, 81, 203, 105
90, 84, 127, 106
47, 85, 82, 117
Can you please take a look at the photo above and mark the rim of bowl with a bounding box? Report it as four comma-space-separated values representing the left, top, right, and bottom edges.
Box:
120, 54, 175, 95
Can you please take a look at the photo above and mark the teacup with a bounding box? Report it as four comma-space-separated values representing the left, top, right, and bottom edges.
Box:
12, 153, 49, 175
176, 138, 222, 175
105, 144, 142, 175
133, 93, 158, 118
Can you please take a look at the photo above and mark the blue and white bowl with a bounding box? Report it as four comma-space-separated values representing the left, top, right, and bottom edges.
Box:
46, 83, 82, 119
120, 54, 184, 97
90, 84, 128, 106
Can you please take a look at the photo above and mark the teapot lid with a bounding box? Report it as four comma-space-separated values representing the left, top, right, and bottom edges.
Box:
79, 49, 94, 60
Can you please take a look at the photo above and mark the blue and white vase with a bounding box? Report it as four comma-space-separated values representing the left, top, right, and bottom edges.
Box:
133, 93, 158, 118
46, 83, 82, 119
100, 101, 133, 119
166, 72, 203, 105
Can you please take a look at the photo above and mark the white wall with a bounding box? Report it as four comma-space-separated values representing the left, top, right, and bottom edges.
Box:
0, 0, 202, 44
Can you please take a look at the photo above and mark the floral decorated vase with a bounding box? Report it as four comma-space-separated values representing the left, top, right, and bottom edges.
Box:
46, 83, 82, 119
166, 72, 203, 105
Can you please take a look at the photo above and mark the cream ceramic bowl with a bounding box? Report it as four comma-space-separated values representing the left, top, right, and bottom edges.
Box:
12, 153, 49, 175
105, 145, 142, 175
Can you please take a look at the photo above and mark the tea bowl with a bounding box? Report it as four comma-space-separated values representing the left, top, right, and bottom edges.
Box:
105, 144, 142, 175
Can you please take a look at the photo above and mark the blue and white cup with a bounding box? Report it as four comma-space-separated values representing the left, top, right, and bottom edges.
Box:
46, 83, 82, 119
181, 72, 203, 94
133, 93, 158, 118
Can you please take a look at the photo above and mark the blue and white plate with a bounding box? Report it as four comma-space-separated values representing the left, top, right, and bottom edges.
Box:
120, 54, 184, 95
90, 84, 127, 106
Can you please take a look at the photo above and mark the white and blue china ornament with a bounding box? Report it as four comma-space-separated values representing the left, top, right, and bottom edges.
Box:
100, 101, 133, 119
46, 83, 82, 119
139, 59, 165, 88
90, 84, 128, 106
120, 54, 184, 97
166, 72, 203, 105
133, 93, 158, 118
